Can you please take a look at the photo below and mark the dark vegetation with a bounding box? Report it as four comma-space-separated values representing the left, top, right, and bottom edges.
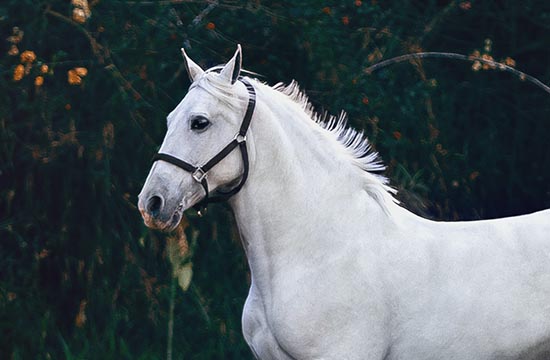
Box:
1, 0, 549, 358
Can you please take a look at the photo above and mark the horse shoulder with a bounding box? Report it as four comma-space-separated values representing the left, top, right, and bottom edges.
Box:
265, 253, 391, 359
241, 235, 393, 359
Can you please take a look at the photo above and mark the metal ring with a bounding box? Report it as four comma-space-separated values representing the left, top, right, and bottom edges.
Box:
234, 133, 247, 143
192, 168, 207, 182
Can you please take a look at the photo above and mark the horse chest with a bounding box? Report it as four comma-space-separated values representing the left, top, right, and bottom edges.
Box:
241, 286, 297, 359
241, 267, 391, 360
242, 285, 335, 359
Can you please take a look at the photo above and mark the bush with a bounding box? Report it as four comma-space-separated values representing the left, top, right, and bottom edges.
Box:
1, 1, 549, 358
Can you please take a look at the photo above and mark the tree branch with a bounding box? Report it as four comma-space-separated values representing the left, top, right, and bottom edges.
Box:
44, 5, 156, 145
44, 7, 105, 63
365, 52, 550, 95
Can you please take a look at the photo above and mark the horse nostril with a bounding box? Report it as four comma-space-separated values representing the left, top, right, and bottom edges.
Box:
147, 195, 163, 217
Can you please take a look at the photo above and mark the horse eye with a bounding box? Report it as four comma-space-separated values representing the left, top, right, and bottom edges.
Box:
190, 116, 210, 131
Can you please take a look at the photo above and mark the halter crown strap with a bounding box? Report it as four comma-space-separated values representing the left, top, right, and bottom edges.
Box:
152, 78, 256, 215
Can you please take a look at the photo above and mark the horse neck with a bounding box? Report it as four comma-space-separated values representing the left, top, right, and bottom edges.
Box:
229, 86, 393, 284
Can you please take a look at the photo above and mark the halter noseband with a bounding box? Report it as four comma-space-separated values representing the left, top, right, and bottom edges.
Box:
152, 78, 256, 216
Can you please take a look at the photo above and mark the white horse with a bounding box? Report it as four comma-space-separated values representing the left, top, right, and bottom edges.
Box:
138, 46, 550, 360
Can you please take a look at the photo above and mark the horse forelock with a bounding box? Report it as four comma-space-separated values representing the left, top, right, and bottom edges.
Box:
188, 67, 247, 108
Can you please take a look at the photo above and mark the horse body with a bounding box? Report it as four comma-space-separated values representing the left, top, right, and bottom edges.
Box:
138, 47, 550, 359
230, 81, 550, 360
383, 210, 550, 360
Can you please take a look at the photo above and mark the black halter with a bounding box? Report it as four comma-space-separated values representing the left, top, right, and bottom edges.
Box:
152, 78, 256, 216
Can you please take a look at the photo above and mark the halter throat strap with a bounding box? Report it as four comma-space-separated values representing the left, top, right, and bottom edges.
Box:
152, 78, 256, 216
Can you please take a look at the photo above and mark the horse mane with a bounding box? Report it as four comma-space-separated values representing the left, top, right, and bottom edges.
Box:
270, 80, 398, 211
190, 71, 398, 212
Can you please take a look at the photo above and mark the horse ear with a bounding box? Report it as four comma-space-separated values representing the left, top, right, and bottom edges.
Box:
219, 44, 242, 85
181, 48, 204, 82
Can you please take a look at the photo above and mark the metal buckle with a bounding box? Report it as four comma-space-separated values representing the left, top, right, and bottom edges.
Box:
234, 133, 246, 143
192, 168, 207, 182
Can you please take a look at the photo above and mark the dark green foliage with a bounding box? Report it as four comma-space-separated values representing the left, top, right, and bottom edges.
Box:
1, 0, 549, 358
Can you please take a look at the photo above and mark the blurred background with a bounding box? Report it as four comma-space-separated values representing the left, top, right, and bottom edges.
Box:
1, 0, 549, 358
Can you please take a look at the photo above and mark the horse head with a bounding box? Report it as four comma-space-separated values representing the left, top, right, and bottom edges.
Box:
138, 45, 253, 231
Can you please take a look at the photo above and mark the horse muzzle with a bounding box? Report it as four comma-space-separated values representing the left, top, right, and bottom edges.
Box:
138, 184, 202, 232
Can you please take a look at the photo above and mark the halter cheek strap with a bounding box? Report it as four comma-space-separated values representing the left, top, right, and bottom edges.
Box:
152, 78, 256, 216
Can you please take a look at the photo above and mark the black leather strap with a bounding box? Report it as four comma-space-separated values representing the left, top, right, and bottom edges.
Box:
210, 140, 249, 200
152, 78, 256, 215
239, 80, 256, 135
152, 153, 196, 173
